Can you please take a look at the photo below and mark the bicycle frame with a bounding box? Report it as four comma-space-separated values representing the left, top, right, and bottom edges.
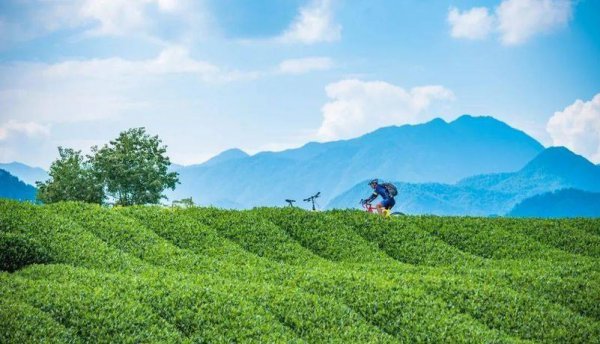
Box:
362, 202, 377, 213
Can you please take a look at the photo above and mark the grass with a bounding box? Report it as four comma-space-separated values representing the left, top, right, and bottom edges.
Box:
1, 200, 599, 343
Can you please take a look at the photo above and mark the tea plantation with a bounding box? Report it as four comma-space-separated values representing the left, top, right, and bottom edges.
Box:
1, 199, 599, 343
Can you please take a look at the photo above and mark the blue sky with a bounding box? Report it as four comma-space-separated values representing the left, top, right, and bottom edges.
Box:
0, 0, 599, 168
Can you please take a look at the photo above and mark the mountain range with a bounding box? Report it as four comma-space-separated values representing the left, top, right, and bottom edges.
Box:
0, 162, 48, 186
3, 115, 599, 217
328, 146, 600, 216
458, 146, 600, 196
509, 189, 600, 218
0, 169, 36, 202
169, 115, 544, 208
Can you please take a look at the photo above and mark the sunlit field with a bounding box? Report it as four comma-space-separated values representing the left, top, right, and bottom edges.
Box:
1, 200, 599, 343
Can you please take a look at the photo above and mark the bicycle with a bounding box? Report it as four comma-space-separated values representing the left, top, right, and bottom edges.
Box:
360, 199, 404, 217
304, 192, 321, 211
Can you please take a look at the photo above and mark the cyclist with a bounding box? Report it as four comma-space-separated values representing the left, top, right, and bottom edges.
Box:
361, 179, 395, 216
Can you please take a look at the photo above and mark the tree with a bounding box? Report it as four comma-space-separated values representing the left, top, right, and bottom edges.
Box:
36, 147, 105, 204
91, 128, 179, 206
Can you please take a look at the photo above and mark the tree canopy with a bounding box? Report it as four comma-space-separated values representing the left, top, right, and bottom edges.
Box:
37, 128, 179, 206
36, 147, 104, 204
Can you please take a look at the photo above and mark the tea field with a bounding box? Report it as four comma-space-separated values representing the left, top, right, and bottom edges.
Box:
1, 200, 599, 343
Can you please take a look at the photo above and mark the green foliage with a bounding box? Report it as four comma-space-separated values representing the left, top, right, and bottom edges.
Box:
0, 297, 81, 343
36, 128, 179, 206
1, 200, 599, 343
0, 232, 51, 272
36, 147, 104, 204
91, 127, 179, 206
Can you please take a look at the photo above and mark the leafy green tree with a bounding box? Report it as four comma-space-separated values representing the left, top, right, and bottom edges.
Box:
36, 147, 105, 204
91, 128, 179, 206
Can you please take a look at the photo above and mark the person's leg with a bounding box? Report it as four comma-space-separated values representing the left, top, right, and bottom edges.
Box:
384, 198, 395, 217
376, 202, 384, 215
388, 198, 396, 210
379, 199, 391, 217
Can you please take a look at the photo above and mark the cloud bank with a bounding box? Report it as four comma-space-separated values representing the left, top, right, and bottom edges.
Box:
278, 57, 334, 75
279, 0, 341, 44
317, 79, 454, 140
447, 7, 494, 40
547, 93, 600, 163
448, 0, 573, 45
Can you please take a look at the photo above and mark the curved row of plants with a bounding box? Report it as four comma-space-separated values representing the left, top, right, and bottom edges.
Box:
1, 200, 599, 343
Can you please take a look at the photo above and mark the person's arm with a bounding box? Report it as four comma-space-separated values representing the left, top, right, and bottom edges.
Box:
364, 190, 378, 203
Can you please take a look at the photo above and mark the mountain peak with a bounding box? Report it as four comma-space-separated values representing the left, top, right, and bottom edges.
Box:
519, 146, 600, 192
427, 117, 447, 125
0, 168, 37, 201
201, 148, 249, 167
451, 114, 508, 126
524, 146, 592, 171
0, 162, 48, 186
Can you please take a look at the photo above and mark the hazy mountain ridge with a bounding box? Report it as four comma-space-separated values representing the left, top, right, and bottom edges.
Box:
459, 147, 600, 197
0, 162, 48, 186
0, 169, 37, 201
509, 189, 600, 218
327, 180, 516, 216
330, 146, 600, 216
169, 115, 544, 208
195, 148, 249, 167
8, 116, 597, 217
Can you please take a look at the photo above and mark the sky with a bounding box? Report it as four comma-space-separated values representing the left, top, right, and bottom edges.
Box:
0, 0, 599, 168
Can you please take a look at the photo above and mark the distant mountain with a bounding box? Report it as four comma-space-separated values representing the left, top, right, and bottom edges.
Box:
0, 162, 48, 186
198, 148, 249, 167
329, 146, 600, 216
459, 147, 600, 197
169, 163, 186, 172
509, 189, 600, 218
327, 181, 516, 216
170, 115, 544, 208
0, 169, 37, 201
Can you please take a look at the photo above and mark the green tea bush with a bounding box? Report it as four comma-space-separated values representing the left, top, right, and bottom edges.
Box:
256, 208, 394, 264
328, 210, 482, 266
0, 296, 81, 343
182, 207, 325, 265
501, 218, 600, 258
0, 232, 51, 272
1, 200, 599, 343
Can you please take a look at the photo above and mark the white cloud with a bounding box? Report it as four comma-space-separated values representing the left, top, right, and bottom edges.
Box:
79, 0, 150, 36
43, 47, 220, 80
0, 47, 257, 125
547, 93, 600, 163
278, 57, 333, 75
0, 0, 212, 44
447, 7, 494, 40
279, 0, 341, 44
317, 79, 455, 140
448, 0, 573, 45
497, 0, 572, 45
0, 120, 50, 141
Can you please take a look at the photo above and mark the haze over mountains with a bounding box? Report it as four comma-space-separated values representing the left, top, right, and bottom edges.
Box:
0, 169, 36, 202
3, 115, 599, 217
329, 146, 600, 216
508, 189, 600, 218
0, 162, 48, 186
169, 115, 544, 208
